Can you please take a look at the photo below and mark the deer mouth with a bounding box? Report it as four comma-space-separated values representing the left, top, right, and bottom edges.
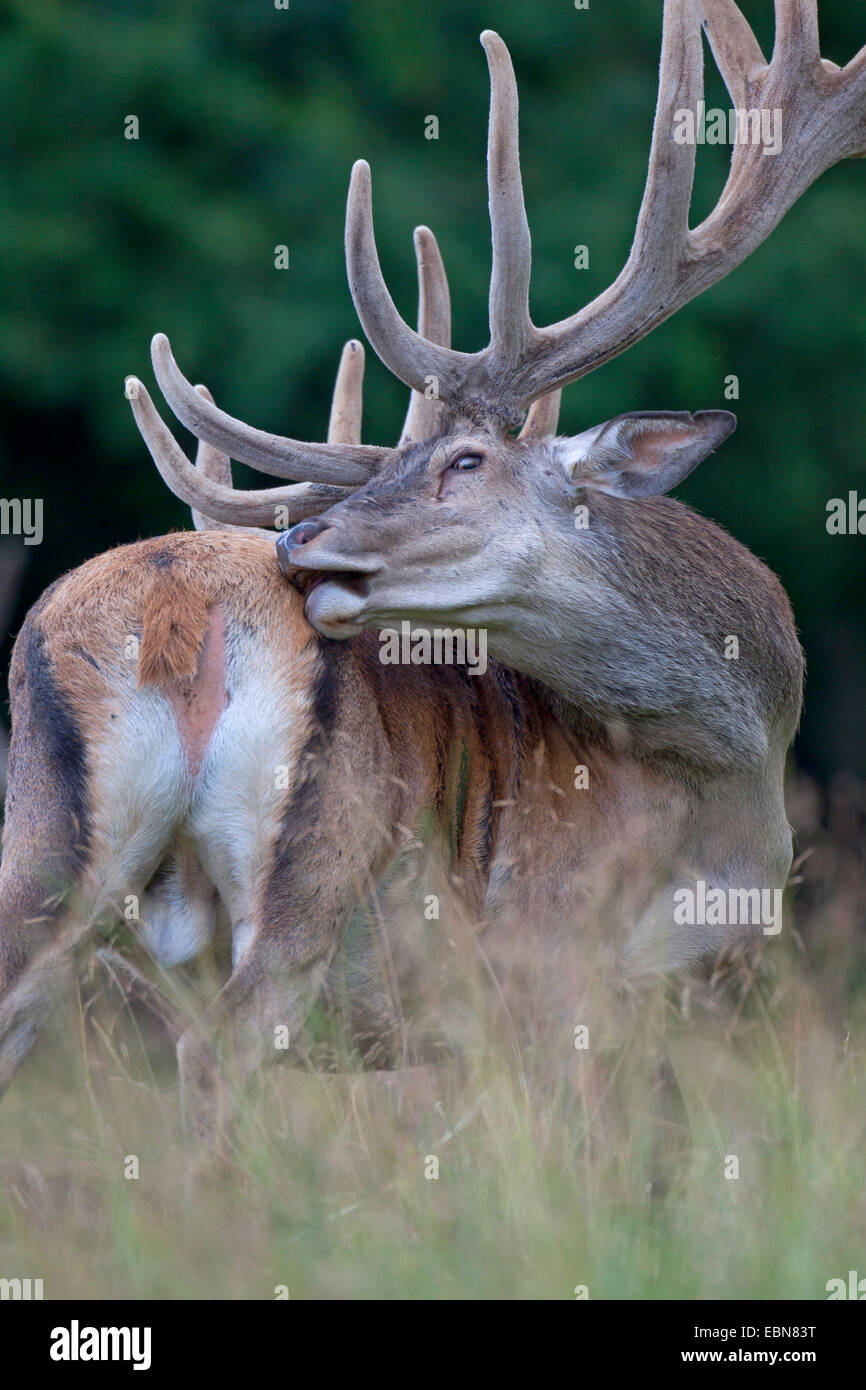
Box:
276, 529, 378, 636
282, 565, 374, 638
306, 572, 373, 637
287, 567, 371, 601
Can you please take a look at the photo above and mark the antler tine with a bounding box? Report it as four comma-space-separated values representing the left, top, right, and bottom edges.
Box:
626, 0, 703, 287
188, 385, 280, 538
517, 389, 562, 440
150, 333, 389, 486
346, 35, 539, 427
481, 30, 538, 368
772, 0, 820, 72
327, 339, 365, 445
414, 227, 452, 344
513, 0, 704, 405
345, 161, 473, 400
191, 384, 234, 532
699, 0, 766, 111
400, 226, 452, 446
125, 376, 352, 527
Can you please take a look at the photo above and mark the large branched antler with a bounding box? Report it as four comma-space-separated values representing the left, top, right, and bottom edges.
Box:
125, 228, 448, 526
348, 1, 866, 423
125, 369, 358, 529
126, 227, 560, 527
345, 30, 542, 426
185, 373, 361, 536
132, 1, 858, 515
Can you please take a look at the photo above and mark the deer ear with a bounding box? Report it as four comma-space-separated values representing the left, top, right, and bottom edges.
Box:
557, 410, 736, 499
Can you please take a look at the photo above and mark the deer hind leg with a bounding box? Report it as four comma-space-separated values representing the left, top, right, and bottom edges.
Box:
176, 834, 427, 1148
0, 852, 83, 1098
0, 624, 188, 1096
0, 613, 94, 1092
177, 690, 411, 1150
176, 930, 331, 1152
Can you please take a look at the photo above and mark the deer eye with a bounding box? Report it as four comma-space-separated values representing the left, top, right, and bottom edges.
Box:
449, 453, 483, 472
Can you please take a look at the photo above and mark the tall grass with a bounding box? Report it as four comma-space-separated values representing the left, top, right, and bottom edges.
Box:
0, 771, 864, 1300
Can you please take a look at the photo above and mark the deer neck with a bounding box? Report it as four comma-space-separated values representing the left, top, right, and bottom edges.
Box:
486, 494, 802, 780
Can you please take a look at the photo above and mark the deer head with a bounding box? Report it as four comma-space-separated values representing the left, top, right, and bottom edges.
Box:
127, 0, 860, 761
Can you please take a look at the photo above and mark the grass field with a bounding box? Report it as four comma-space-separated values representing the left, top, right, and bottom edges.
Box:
0, 773, 864, 1301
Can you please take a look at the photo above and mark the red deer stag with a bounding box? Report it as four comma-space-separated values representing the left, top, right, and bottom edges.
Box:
134, 2, 864, 976
2, 1, 863, 1148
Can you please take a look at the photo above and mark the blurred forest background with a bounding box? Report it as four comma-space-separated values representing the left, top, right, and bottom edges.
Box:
0, 0, 864, 783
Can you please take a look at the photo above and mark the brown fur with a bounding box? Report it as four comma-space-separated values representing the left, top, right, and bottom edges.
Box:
138, 560, 210, 687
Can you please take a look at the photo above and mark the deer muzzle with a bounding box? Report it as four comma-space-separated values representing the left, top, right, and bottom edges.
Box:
275, 522, 376, 638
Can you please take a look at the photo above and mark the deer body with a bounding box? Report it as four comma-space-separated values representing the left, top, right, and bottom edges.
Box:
2, 510, 783, 1114
0, 511, 798, 1127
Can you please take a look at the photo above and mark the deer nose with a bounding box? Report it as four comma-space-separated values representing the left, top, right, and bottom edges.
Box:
276, 517, 332, 574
